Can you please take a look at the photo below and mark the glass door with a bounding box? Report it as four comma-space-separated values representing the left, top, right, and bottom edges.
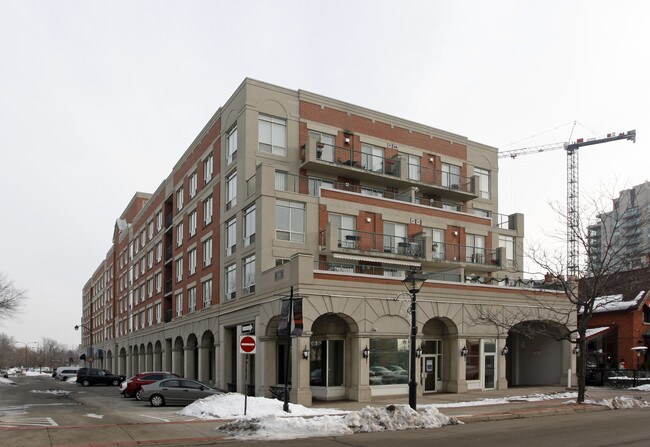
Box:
483, 341, 496, 389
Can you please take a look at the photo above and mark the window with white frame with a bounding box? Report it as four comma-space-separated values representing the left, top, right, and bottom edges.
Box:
276, 200, 305, 243
227, 126, 238, 165
243, 254, 255, 295
361, 143, 384, 172
176, 222, 183, 247
147, 250, 153, 269
442, 163, 461, 189
466, 234, 486, 264
189, 172, 198, 199
408, 155, 421, 181
243, 205, 256, 246
203, 237, 212, 267
147, 307, 153, 326
140, 310, 145, 329
155, 272, 162, 293
175, 257, 183, 282
226, 217, 236, 256
475, 167, 490, 199
156, 242, 162, 263
188, 248, 196, 275
188, 287, 196, 313
259, 115, 287, 156
226, 171, 237, 210
177, 187, 184, 211
175, 292, 183, 317
140, 257, 145, 274
147, 278, 153, 298
140, 230, 146, 248
309, 130, 335, 162
275, 170, 289, 191
148, 221, 154, 240
155, 302, 162, 323
308, 178, 335, 197
202, 279, 212, 308
156, 211, 163, 231
499, 234, 515, 265
430, 228, 446, 261
204, 154, 213, 183
225, 264, 236, 300
203, 196, 213, 225
329, 213, 357, 248
189, 210, 197, 237
383, 221, 407, 253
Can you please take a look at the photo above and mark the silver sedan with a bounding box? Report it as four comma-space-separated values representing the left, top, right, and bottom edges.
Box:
139, 378, 223, 407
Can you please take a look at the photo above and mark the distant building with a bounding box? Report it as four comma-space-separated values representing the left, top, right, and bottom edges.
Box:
81, 79, 572, 404
588, 182, 650, 272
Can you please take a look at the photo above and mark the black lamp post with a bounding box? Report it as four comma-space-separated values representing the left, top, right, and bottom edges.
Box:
75, 323, 93, 365
403, 270, 427, 411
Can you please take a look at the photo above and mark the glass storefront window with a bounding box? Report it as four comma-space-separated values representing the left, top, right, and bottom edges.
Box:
465, 339, 480, 381
309, 340, 344, 386
369, 338, 409, 385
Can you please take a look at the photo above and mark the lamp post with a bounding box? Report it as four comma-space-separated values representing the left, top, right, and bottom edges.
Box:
15, 341, 38, 370
75, 323, 93, 365
403, 270, 427, 411
631, 346, 648, 369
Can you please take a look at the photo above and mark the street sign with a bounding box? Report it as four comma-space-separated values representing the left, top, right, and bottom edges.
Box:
87, 356, 94, 363
239, 335, 257, 354
241, 322, 254, 334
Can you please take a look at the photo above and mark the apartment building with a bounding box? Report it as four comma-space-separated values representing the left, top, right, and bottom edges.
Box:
588, 182, 650, 272
81, 79, 574, 404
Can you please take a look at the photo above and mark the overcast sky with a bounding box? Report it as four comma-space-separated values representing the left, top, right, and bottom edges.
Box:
1, 1, 648, 349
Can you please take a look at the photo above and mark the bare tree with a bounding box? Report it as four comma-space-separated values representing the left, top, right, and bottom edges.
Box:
475, 186, 649, 403
0, 332, 16, 368
0, 273, 27, 321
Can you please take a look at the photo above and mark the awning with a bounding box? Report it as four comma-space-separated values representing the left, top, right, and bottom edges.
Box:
585, 326, 613, 340
332, 252, 421, 268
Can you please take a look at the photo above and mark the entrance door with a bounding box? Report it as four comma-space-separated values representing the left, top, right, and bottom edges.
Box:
484, 342, 496, 390
421, 354, 442, 392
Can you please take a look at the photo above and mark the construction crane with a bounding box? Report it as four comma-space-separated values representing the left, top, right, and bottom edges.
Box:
499, 130, 637, 280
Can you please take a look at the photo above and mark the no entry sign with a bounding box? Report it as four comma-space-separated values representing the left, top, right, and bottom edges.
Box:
239, 335, 257, 354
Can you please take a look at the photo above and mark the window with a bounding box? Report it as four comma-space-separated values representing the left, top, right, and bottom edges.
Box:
156, 242, 162, 263
147, 307, 153, 326
175, 292, 183, 317
189, 172, 198, 199
177, 187, 184, 211
408, 155, 420, 181
259, 115, 287, 156
175, 257, 183, 282
243, 254, 256, 295
156, 211, 163, 231
472, 208, 492, 218
148, 221, 154, 240
226, 217, 236, 256
140, 230, 146, 248
155, 302, 162, 323
227, 126, 238, 165
176, 222, 184, 247
275, 170, 289, 191
309, 339, 345, 387
361, 143, 384, 172
475, 167, 490, 199
189, 210, 197, 237
329, 213, 357, 248
368, 338, 409, 386
225, 264, 236, 300
147, 278, 153, 298
204, 154, 213, 183
431, 228, 445, 261
188, 248, 196, 275
276, 200, 305, 243
361, 187, 383, 198
442, 202, 461, 212
243, 205, 256, 247
464, 340, 480, 381
226, 171, 237, 210
383, 221, 407, 253
203, 237, 212, 267
188, 287, 196, 313
203, 196, 213, 225
147, 250, 153, 269
202, 279, 212, 308
309, 130, 335, 162
466, 234, 486, 264
499, 235, 515, 265
308, 178, 335, 197
155, 272, 162, 293
442, 163, 461, 189
140, 310, 145, 329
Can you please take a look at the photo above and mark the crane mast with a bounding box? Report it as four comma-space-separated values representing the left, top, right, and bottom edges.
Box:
499, 129, 637, 280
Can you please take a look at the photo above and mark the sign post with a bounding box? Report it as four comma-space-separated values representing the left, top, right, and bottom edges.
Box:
239, 335, 257, 415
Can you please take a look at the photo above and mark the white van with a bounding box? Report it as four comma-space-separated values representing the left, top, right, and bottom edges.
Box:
55, 366, 80, 381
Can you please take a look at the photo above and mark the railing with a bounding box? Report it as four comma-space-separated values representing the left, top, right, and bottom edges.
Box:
329, 229, 425, 258
430, 242, 499, 265
314, 261, 462, 282
310, 143, 402, 178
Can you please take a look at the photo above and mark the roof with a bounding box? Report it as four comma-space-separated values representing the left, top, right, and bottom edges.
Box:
593, 290, 647, 313
580, 267, 650, 314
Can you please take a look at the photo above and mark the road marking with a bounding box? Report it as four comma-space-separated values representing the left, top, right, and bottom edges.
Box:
86, 413, 104, 419
139, 414, 199, 423
0, 416, 58, 427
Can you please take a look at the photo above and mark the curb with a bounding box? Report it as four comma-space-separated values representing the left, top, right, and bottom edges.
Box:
456, 403, 608, 423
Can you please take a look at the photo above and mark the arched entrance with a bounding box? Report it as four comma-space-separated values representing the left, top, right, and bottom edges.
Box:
421, 317, 457, 393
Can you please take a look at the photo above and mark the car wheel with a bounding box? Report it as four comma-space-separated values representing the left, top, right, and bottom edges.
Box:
82, 379, 91, 387
135, 390, 142, 401
149, 394, 165, 407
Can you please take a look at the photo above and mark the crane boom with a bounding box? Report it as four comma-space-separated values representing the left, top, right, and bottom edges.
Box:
499, 129, 637, 280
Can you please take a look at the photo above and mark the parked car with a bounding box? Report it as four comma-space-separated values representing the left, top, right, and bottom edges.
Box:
120, 372, 179, 400
55, 366, 80, 381
76, 368, 126, 387
140, 378, 223, 407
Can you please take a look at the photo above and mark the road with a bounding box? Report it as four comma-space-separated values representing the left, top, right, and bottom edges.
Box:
0, 375, 197, 427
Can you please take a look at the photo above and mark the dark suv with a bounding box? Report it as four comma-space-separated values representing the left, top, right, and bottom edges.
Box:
77, 368, 126, 387
120, 372, 179, 400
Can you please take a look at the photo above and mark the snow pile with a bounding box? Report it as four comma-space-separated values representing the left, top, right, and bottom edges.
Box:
1, 377, 17, 385
630, 384, 650, 391
25, 370, 52, 376
426, 391, 577, 409
61, 377, 77, 384
180, 393, 346, 419
217, 404, 457, 440
588, 396, 649, 409
31, 389, 71, 395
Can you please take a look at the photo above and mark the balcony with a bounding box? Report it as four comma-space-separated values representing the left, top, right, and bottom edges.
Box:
301, 137, 477, 201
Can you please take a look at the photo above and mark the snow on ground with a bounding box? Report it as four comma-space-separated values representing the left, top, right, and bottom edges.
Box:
630, 384, 650, 391
425, 391, 578, 409
586, 396, 649, 409
31, 389, 71, 395
1, 377, 17, 385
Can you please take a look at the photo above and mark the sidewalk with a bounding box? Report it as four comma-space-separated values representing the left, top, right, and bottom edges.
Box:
0, 386, 638, 447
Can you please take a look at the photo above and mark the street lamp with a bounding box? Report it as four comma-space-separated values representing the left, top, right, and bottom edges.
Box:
75, 323, 93, 365
15, 341, 38, 370
403, 270, 427, 411
631, 346, 647, 369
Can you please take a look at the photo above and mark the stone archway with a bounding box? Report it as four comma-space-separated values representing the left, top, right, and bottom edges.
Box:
173, 336, 185, 377
198, 331, 215, 384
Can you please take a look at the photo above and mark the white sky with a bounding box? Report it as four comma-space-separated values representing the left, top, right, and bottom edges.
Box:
1, 1, 649, 347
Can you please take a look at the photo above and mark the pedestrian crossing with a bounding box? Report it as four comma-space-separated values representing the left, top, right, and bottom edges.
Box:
0, 416, 58, 428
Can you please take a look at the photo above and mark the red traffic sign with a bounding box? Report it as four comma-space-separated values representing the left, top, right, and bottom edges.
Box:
239, 335, 257, 354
